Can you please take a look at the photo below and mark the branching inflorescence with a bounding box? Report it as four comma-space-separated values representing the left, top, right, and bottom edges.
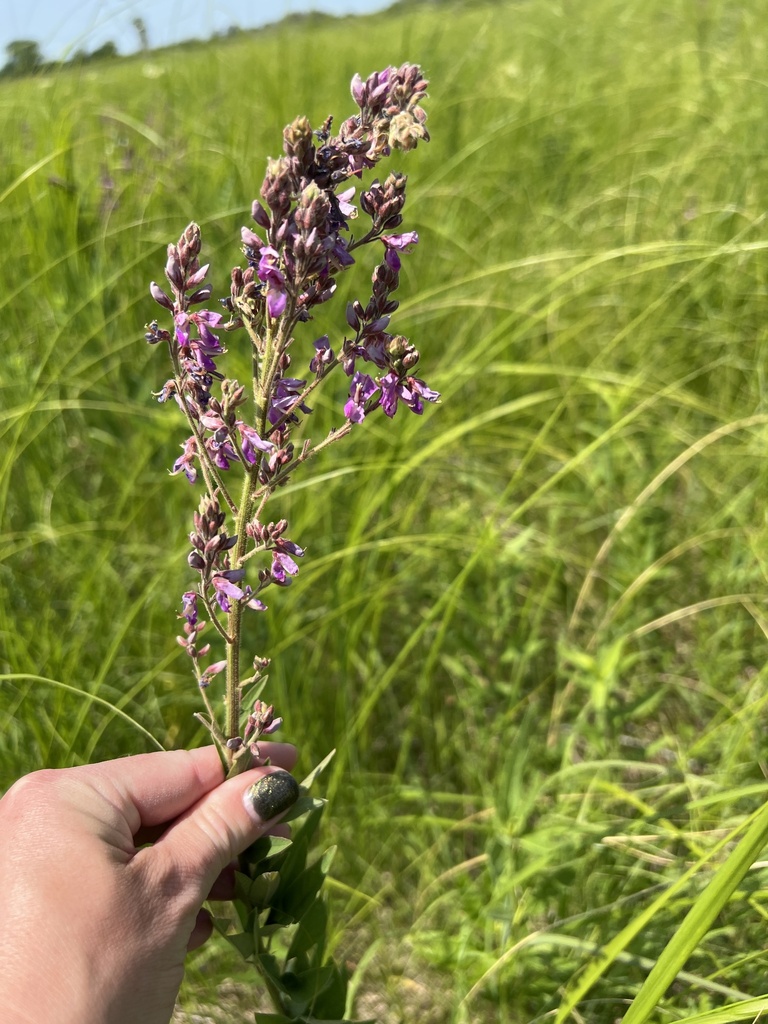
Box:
146, 65, 437, 779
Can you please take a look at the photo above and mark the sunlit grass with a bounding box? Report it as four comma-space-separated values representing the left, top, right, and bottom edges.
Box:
4, 0, 768, 1020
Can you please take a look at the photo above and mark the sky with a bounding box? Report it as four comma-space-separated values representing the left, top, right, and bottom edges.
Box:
1, 0, 391, 62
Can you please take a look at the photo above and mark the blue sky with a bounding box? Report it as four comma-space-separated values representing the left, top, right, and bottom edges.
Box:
1, 0, 390, 61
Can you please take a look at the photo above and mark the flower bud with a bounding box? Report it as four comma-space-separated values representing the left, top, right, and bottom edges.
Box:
181, 222, 202, 260
346, 302, 360, 331
164, 246, 184, 291
252, 199, 271, 229
187, 285, 212, 305
241, 226, 263, 251
185, 264, 210, 289
150, 282, 174, 310
350, 72, 365, 106
283, 115, 314, 167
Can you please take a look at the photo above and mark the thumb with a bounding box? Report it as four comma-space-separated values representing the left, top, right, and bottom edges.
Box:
150, 766, 300, 897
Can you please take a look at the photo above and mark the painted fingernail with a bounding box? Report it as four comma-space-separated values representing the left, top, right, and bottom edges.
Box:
245, 770, 300, 822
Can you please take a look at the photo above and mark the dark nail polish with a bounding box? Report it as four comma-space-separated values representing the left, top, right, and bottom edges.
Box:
247, 771, 300, 821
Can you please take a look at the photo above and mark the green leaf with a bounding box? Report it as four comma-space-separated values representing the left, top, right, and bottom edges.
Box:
667, 997, 768, 1024
301, 749, 336, 788
218, 929, 254, 960
279, 792, 326, 825
241, 834, 293, 876
231, 891, 252, 929
282, 962, 340, 1018
256, 951, 287, 988
274, 855, 328, 922
247, 870, 280, 908
305, 1019, 375, 1024
274, 807, 323, 889
307, 959, 348, 1019
286, 897, 329, 960
621, 799, 768, 1023
554, 800, 768, 1023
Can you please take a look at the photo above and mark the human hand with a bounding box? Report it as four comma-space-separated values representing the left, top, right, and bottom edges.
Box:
0, 745, 299, 1024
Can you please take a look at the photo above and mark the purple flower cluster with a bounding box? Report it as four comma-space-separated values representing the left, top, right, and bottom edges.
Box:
145, 66, 436, 767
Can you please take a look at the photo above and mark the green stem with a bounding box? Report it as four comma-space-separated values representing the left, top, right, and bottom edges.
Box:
253, 422, 352, 497
200, 591, 233, 644
256, 303, 296, 437
225, 470, 255, 746
254, 943, 288, 1016
223, 301, 296, 764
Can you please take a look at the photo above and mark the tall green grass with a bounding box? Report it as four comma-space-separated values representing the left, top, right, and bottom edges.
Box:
4, 0, 768, 1019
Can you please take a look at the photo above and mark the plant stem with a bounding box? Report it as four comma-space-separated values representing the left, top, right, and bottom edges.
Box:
225, 470, 255, 748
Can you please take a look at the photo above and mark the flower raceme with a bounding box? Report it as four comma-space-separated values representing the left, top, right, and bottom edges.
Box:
145, 64, 437, 773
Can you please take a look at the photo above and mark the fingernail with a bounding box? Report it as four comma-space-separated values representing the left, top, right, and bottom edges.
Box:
245, 770, 300, 822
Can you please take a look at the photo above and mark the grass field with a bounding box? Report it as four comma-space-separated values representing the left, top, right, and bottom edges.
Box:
3, 0, 768, 1020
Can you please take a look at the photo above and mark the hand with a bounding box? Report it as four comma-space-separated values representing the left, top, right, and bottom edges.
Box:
0, 745, 299, 1024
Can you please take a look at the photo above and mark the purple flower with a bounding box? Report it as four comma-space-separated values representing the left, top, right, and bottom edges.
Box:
379, 373, 404, 418
242, 587, 267, 612
310, 335, 334, 373
200, 659, 227, 685
176, 590, 210, 658
381, 231, 418, 271
406, 376, 441, 414
210, 571, 266, 613
180, 591, 199, 626
174, 310, 225, 373
337, 187, 357, 219
171, 436, 198, 483
381, 231, 419, 251
237, 422, 276, 465
244, 700, 283, 741
268, 378, 311, 425
330, 237, 355, 269
344, 371, 378, 423
271, 550, 300, 585
205, 431, 239, 470
257, 246, 288, 318
275, 537, 305, 559
270, 544, 303, 585
211, 570, 246, 612
379, 372, 440, 417
194, 310, 224, 330
199, 411, 226, 432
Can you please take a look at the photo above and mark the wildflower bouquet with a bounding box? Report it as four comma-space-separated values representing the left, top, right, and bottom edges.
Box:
144, 65, 436, 1022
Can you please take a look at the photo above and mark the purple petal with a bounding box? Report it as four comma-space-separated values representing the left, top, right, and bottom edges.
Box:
382, 231, 419, 251
267, 286, 287, 318
150, 281, 174, 310
243, 587, 267, 612
273, 551, 299, 577
241, 226, 263, 249
195, 310, 224, 328
337, 187, 357, 218
350, 73, 364, 105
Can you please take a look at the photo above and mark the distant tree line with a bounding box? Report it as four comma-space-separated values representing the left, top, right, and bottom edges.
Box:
0, 18, 152, 78
0, 38, 120, 78
0, 3, 492, 81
